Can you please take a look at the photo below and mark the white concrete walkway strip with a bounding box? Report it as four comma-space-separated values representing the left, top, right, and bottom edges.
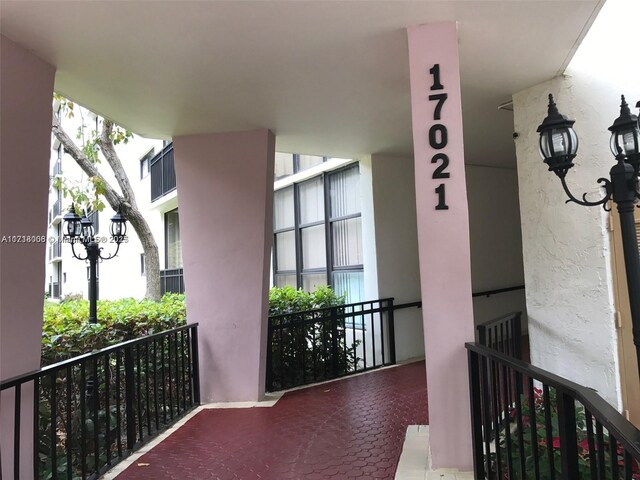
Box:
394, 425, 473, 480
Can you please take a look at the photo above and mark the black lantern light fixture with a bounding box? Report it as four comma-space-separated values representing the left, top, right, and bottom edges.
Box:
63, 204, 128, 323
537, 94, 640, 377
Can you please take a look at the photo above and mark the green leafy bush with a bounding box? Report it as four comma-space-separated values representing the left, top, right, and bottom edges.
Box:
42, 293, 186, 365
267, 286, 362, 390
268, 285, 345, 315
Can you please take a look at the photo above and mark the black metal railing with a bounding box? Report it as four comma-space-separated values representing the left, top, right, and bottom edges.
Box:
160, 268, 184, 294
266, 298, 405, 392
0, 324, 200, 480
467, 342, 640, 479
477, 311, 523, 360
49, 199, 62, 224
49, 241, 62, 261
150, 143, 176, 202
473, 284, 525, 298
50, 282, 61, 299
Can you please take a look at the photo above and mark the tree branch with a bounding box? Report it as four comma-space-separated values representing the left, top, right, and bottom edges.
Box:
52, 112, 124, 210
97, 120, 139, 211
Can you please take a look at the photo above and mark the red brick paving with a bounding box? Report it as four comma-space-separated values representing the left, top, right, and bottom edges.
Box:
116, 361, 428, 480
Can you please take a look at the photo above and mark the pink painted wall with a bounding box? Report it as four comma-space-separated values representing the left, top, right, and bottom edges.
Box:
406, 23, 474, 469
173, 130, 275, 402
0, 35, 55, 479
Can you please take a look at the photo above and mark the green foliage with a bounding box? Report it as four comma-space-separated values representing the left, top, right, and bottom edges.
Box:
491, 386, 640, 479
268, 285, 345, 315
41, 293, 186, 366
53, 94, 131, 214
267, 286, 362, 390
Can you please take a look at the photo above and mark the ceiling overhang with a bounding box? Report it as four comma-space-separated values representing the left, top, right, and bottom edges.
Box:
0, 0, 605, 167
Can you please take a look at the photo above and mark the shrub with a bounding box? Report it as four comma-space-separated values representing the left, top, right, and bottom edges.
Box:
267, 286, 361, 390
41, 293, 186, 365
268, 285, 345, 315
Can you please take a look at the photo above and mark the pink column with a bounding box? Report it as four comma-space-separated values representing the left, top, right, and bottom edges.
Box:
407, 23, 475, 469
173, 130, 275, 402
1, 36, 55, 479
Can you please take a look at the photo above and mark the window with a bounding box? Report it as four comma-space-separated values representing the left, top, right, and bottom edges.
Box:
140, 254, 146, 276
273, 164, 363, 303
165, 209, 183, 269
274, 153, 327, 181
274, 153, 294, 180
87, 209, 99, 234
140, 148, 154, 179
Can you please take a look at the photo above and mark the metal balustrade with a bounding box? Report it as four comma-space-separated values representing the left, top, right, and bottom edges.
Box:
265, 298, 418, 391
467, 342, 640, 479
477, 311, 523, 359
0, 324, 200, 480
160, 268, 184, 294
150, 144, 176, 202
49, 241, 62, 261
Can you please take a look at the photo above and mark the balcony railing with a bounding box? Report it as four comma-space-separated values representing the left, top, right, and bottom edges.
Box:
477, 311, 523, 359
266, 298, 421, 392
49, 281, 61, 299
49, 199, 62, 224
48, 241, 62, 261
150, 143, 176, 202
467, 335, 640, 479
0, 324, 200, 480
160, 268, 184, 294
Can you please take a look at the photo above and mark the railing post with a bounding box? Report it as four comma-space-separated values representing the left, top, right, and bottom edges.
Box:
331, 307, 339, 377
477, 324, 487, 347
190, 326, 200, 404
467, 349, 485, 480
387, 299, 396, 365
266, 320, 274, 391
512, 312, 522, 360
557, 389, 579, 479
124, 345, 136, 450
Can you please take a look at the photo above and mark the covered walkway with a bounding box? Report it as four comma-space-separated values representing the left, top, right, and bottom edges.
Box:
115, 361, 427, 480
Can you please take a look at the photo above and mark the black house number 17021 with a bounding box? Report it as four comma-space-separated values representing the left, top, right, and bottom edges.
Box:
428, 64, 450, 210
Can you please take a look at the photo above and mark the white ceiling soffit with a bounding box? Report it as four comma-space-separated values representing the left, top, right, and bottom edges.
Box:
0, 1, 604, 167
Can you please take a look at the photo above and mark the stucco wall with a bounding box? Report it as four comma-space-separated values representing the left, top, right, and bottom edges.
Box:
466, 165, 527, 327
512, 75, 621, 406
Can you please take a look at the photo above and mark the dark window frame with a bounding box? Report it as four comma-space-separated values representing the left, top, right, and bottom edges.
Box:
140, 148, 154, 179
272, 163, 362, 297
164, 208, 182, 270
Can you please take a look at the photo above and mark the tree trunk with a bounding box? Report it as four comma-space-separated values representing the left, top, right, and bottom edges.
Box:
52, 112, 162, 301
122, 207, 161, 301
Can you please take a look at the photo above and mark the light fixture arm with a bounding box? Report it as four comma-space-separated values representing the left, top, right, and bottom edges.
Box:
559, 175, 612, 210
69, 241, 90, 261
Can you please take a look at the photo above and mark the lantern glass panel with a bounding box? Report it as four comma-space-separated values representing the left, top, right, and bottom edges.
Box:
622, 129, 639, 155
82, 223, 94, 239
111, 221, 122, 237
539, 127, 578, 159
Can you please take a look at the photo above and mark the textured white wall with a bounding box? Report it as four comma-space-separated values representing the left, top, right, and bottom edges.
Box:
512, 75, 621, 406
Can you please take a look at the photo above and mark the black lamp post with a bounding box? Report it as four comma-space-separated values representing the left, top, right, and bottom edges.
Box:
537, 94, 640, 378
62, 204, 128, 323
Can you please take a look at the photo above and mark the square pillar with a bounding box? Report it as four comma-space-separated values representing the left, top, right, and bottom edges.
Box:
407, 23, 475, 470
1, 35, 55, 480
173, 129, 275, 402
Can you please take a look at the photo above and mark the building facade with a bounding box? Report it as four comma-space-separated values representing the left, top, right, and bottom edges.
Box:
2, 0, 639, 476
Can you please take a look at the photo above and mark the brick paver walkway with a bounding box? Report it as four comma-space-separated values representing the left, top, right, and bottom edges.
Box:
116, 361, 428, 479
